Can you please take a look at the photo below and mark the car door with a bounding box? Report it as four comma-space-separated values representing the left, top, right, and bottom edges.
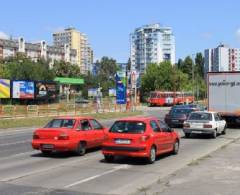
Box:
217, 114, 226, 132
150, 120, 166, 153
89, 119, 105, 146
214, 113, 221, 133
159, 120, 174, 151
79, 119, 96, 148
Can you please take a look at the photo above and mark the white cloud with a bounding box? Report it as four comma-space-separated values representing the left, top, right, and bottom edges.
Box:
236, 28, 240, 42
0, 31, 9, 39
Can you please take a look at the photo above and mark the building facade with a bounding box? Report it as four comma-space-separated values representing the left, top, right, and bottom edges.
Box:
130, 23, 175, 73
204, 44, 240, 76
53, 28, 93, 74
0, 37, 77, 66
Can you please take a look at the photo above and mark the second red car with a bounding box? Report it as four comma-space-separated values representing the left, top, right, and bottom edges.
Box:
102, 116, 180, 164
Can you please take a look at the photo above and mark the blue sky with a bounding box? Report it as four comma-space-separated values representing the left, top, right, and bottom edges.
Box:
0, 0, 240, 62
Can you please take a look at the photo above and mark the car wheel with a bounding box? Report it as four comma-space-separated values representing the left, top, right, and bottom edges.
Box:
147, 146, 156, 164
212, 130, 217, 139
104, 155, 114, 163
41, 150, 52, 155
185, 133, 190, 138
76, 142, 86, 156
222, 125, 227, 135
172, 141, 179, 155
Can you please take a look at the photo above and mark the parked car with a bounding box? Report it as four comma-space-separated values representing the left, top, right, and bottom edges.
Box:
183, 111, 227, 138
75, 98, 89, 104
32, 117, 107, 155
102, 117, 180, 164
165, 107, 195, 127
172, 104, 206, 111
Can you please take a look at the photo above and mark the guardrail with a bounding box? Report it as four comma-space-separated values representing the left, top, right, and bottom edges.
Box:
0, 102, 138, 119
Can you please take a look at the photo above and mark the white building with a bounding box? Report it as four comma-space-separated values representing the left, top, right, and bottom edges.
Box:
0, 37, 77, 66
204, 44, 240, 76
130, 23, 175, 73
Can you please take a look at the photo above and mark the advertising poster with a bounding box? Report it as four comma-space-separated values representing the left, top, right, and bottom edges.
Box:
109, 88, 116, 97
115, 71, 126, 104
0, 79, 10, 98
35, 82, 58, 100
12, 81, 34, 99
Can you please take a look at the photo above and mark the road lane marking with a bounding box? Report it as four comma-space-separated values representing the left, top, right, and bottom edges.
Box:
64, 164, 131, 188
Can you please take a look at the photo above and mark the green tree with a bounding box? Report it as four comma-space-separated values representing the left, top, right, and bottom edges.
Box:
195, 53, 204, 78
181, 56, 193, 78
52, 60, 81, 77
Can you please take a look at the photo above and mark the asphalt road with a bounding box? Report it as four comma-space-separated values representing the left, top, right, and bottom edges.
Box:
0, 107, 240, 195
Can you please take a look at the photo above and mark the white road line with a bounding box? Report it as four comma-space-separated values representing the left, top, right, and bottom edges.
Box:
0, 140, 31, 146
64, 164, 131, 188
0, 130, 35, 137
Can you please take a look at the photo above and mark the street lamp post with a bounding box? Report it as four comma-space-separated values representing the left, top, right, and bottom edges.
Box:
192, 54, 195, 102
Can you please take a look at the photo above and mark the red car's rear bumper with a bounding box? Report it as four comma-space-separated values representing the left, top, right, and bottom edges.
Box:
102, 144, 149, 157
32, 140, 75, 152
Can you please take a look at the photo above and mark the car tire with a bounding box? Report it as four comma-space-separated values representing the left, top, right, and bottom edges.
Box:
185, 133, 190, 138
222, 125, 227, 135
76, 142, 86, 156
172, 141, 179, 155
104, 155, 114, 163
147, 146, 156, 164
212, 130, 217, 139
41, 150, 52, 155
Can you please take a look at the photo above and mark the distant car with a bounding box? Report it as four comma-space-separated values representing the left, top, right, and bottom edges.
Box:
172, 104, 206, 111
32, 117, 107, 155
102, 117, 180, 164
183, 111, 227, 138
165, 108, 195, 127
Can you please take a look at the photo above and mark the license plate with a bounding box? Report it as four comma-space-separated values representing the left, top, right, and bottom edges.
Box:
172, 120, 178, 122
42, 144, 54, 149
192, 131, 202, 134
115, 139, 131, 144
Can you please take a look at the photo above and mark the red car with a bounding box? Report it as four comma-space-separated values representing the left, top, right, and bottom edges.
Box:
102, 116, 180, 164
32, 117, 107, 155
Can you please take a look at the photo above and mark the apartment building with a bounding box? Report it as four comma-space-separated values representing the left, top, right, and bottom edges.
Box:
53, 28, 93, 74
130, 23, 175, 73
204, 44, 240, 76
0, 37, 77, 66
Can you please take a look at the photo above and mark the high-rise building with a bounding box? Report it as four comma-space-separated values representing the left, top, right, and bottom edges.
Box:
53, 27, 93, 74
204, 44, 240, 76
130, 23, 175, 73
0, 37, 77, 66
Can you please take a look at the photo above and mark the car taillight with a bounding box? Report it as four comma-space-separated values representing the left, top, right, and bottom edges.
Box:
57, 133, 69, 140
33, 133, 39, 139
183, 123, 190, 128
140, 135, 150, 142
203, 124, 212, 128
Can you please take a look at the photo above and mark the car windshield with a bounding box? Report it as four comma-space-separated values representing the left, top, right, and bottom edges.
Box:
170, 109, 193, 115
188, 113, 212, 121
45, 119, 76, 128
109, 121, 146, 134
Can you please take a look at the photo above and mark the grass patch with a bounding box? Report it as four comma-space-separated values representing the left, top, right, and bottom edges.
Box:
0, 111, 143, 130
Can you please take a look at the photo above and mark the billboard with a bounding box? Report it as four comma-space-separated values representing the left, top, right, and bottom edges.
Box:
0, 79, 10, 98
12, 81, 34, 99
88, 88, 98, 97
109, 88, 116, 97
35, 82, 58, 100
115, 71, 126, 104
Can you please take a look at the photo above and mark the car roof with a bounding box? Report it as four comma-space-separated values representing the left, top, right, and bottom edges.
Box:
190, 111, 215, 114
55, 116, 94, 120
116, 116, 158, 122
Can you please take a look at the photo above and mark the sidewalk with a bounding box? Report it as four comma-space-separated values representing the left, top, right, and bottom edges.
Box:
143, 138, 240, 195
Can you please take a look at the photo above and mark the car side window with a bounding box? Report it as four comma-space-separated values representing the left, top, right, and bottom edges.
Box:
89, 119, 103, 130
80, 120, 92, 131
214, 114, 220, 121
150, 120, 161, 132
